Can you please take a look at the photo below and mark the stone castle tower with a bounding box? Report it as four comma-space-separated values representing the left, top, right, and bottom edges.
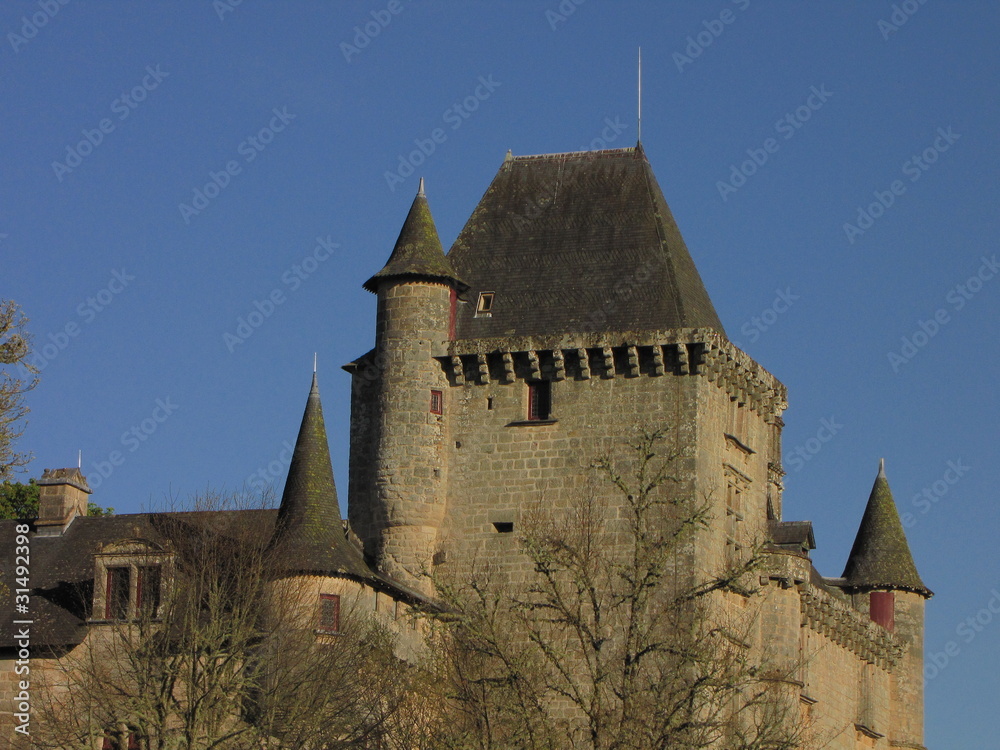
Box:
346, 146, 931, 748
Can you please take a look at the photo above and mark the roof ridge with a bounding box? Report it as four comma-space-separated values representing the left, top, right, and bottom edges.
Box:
510, 146, 638, 161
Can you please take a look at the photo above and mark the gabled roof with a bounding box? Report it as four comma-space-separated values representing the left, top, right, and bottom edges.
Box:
268, 373, 373, 579
842, 461, 931, 597
769, 519, 816, 555
447, 145, 725, 339
363, 179, 466, 293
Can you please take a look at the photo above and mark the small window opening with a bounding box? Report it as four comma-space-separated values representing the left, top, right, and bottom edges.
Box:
430, 390, 443, 415
527, 381, 551, 421
487, 397, 494, 410
476, 292, 495, 316
106, 567, 130, 620
319, 593, 340, 633
493, 522, 514, 533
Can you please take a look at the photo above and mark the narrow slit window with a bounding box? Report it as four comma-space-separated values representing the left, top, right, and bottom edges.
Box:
476, 292, 495, 315
319, 593, 340, 633
527, 381, 551, 421
106, 567, 130, 620
430, 390, 443, 415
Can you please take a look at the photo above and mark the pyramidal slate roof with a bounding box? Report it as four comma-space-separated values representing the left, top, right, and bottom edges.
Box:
268, 373, 372, 578
446, 145, 725, 339
842, 460, 931, 597
363, 178, 466, 293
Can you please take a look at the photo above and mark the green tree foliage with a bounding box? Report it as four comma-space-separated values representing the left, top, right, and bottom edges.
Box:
0, 479, 113, 519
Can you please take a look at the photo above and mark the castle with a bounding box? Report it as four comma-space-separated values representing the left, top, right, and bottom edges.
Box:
1, 144, 930, 748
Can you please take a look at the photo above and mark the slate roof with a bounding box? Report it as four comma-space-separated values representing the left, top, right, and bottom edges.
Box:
0, 374, 427, 652
0, 510, 275, 650
768, 520, 816, 555
842, 461, 931, 597
363, 178, 466, 293
447, 145, 725, 339
267, 372, 373, 579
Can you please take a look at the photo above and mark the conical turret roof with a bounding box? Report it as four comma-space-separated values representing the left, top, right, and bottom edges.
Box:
842, 460, 931, 597
268, 372, 371, 578
363, 179, 466, 293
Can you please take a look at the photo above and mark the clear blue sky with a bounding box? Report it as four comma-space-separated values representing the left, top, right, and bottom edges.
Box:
4, 2, 998, 745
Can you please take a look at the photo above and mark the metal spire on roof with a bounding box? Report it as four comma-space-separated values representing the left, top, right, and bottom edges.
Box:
637, 47, 642, 144
313, 352, 317, 374
417, 176, 425, 196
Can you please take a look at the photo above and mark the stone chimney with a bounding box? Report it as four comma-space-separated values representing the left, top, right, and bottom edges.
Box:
36, 467, 92, 535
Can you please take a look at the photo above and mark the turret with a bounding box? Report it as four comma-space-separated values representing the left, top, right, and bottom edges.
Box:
268, 371, 371, 580
357, 180, 466, 591
843, 459, 931, 748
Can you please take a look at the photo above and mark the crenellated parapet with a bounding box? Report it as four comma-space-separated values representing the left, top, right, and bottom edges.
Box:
799, 585, 903, 669
443, 329, 787, 423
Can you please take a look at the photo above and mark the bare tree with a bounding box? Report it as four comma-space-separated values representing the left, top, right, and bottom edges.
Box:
426, 429, 808, 750
0, 300, 38, 480
33, 490, 415, 749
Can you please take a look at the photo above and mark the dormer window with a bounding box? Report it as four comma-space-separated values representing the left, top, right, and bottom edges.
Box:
94, 540, 171, 622
476, 292, 495, 316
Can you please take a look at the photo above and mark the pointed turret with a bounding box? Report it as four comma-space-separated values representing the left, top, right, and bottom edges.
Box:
363, 179, 466, 293
842, 460, 931, 596
269, 372, 370, 578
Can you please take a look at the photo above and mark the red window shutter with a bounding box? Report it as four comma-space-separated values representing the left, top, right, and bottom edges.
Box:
870, 591, 895, 631
319, 594, 340, 633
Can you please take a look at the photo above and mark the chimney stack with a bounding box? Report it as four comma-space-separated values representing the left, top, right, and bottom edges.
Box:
36, 467, 91, 535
